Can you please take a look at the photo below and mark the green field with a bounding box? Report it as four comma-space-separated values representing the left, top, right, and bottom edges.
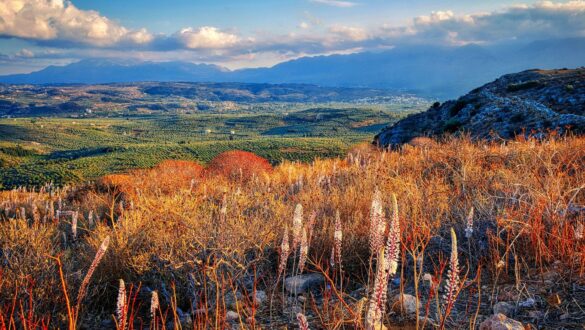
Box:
0, 105, 425, 188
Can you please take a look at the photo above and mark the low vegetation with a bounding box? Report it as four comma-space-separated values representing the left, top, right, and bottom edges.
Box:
1, 133, 583, 329
0, 106, 421, 189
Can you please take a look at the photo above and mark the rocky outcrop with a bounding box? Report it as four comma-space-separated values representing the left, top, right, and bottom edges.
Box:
375, 68, 585, 148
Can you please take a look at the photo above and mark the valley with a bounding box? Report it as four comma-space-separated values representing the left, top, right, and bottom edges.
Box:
0, 86, 427, 188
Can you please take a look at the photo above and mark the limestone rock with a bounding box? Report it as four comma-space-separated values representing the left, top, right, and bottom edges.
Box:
225, 310, 240, 322
479, 313, 524, 330
391, 294, 420, 315
284, 273, 325, 295
250, 290, 267, 306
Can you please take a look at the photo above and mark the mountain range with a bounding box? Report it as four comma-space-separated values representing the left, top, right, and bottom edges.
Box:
1, 38, 584, 98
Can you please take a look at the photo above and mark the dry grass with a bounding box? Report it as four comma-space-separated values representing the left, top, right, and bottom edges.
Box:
0, 135, 584, 329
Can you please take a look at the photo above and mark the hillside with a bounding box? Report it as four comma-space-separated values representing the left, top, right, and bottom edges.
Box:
2, 39, 584, 98
375, 68, 585, 147
0, 82, 423, 117
1, 135, 584, 328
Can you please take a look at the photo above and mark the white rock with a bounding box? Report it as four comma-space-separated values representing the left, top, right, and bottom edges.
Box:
284, 273, 325, 295
251, 290, 267, 306
391, 294, 420, 315
479, 313, 524, 330
225, 310, 239, 322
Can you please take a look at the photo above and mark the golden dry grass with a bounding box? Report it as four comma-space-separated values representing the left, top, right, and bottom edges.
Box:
0, 134, 584, 329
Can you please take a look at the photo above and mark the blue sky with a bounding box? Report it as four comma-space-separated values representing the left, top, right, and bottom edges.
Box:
1, 0, 584, 74
70, 0, 528, 34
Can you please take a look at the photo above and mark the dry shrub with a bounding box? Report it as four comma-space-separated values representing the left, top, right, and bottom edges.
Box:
204, 150, 272, 181
0, 220, 64, 318
98, 160, 203, 197
346, 142, 378, 167
141, 159, 203, 194
406, 136, 437, 148
99, 174, 135, 196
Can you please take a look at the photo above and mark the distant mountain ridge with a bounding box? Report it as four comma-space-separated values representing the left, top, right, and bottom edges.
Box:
374, 68, 585, 147
1, 38, 584, 98
1, 59, 228, 85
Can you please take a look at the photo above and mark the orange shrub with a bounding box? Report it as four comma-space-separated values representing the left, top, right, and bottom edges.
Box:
204, 150, 272, 181
98, 173, 136, 196
142, 160, 204, 193
99, 160, 203, 197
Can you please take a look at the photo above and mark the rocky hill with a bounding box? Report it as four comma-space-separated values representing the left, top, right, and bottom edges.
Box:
375, 68, 585, 148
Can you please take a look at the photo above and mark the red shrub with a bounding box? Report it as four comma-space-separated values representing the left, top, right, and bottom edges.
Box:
205, 150, 272, 181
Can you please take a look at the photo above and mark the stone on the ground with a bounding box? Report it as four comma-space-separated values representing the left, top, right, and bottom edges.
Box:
391, 294, 420, 315
284, 273, 325, 295
493, 302, 515, 316
225, 310, 239, 322
479, 313, 524, 330
250, 290, 267, 306
518, 298, 536, 308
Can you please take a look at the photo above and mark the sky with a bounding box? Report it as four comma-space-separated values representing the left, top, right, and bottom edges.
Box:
1, 0, 585, 74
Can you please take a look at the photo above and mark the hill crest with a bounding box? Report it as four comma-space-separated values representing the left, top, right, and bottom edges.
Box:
374, 68, 585, 147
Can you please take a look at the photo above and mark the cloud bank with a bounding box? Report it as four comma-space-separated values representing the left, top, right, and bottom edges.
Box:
1, 0, 585, 68
0, 0, 153, 46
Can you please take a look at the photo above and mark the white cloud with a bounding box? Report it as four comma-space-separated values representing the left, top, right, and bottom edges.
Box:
310, 0, 357, 8
174, 26, 241, 49
15, 48, 34, 57
0, 0, 153, 47
329, 25, 368, 41
379, 1, 585, 45
299, 21, 310, 30
413, 11, 455, 25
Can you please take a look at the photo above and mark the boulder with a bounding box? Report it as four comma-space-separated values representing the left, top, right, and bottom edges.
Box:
479, 314, 524, 330
284, 273, 325, 295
